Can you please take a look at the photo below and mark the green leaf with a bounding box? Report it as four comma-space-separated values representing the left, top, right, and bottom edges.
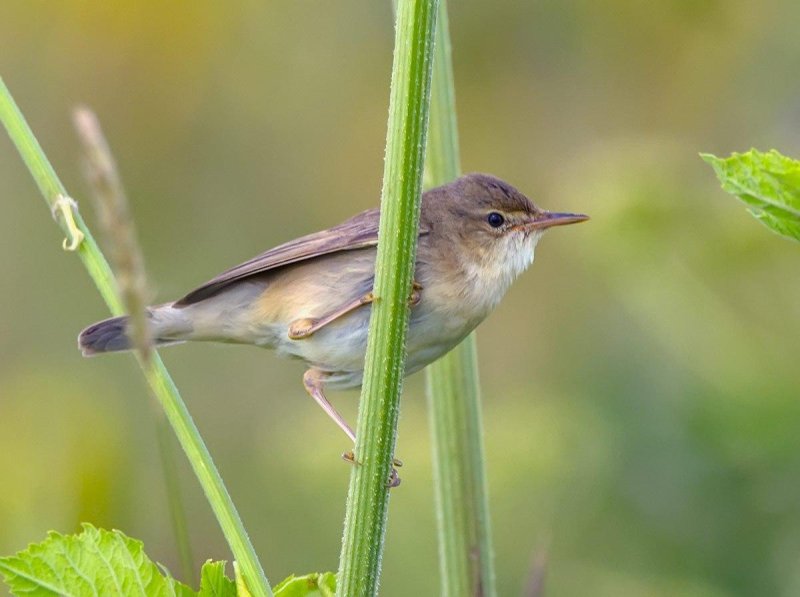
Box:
0, 523, 193, 597
702, 149, 800, 242
233, 562, 251, 597
273, 572, 336, 597
198, 561, 237, 597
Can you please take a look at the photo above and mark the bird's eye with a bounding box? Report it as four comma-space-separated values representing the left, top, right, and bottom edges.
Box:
487, 212, 505, 228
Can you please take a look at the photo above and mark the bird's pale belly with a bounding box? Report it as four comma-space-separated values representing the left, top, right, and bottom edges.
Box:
270, 301, 477, 390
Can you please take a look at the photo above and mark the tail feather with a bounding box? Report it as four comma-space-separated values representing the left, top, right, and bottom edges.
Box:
79, 316, 132, 356
78, 305, 192, 356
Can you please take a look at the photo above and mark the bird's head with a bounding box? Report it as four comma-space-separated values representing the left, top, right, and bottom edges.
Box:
422, 173, 588, 310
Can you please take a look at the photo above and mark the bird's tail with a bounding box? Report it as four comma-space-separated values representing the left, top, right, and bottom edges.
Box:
78, 305, 192, 356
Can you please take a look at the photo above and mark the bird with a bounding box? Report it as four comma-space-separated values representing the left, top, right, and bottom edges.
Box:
79, 173, 587, 468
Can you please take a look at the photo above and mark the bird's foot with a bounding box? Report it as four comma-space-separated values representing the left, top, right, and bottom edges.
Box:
387, 468, 401, 488
342, 450, 359, 465
409, 281, 423, 306
341, 451, 403, 488
288, 317, 318, 340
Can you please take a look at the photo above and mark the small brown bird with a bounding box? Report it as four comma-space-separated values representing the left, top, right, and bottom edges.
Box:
79, 173, 587, 451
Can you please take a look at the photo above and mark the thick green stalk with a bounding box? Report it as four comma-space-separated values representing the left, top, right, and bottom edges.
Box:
0, 78, 272, 597
424, 2, 497, 595
336, 1, 439, 595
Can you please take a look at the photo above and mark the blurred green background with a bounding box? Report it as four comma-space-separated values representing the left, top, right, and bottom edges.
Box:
2, 1, 800, 595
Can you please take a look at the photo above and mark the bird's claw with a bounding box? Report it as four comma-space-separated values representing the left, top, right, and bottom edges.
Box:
341, 450, 402, 488
409, 281, 422, 306
387, 467, 401, 488
342, 450, 359, 465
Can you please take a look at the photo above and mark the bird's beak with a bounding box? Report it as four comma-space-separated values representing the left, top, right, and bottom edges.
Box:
525, 211, 589, 230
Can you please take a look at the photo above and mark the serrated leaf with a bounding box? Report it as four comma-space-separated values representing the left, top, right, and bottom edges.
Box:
273, 572, 336, 597
702, 149, 800, 242
0, 523, 193, 597
198, 560, 236, 597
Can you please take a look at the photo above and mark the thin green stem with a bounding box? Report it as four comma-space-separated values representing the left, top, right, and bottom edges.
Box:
423, 0, 460, 188
73, 106, 195, 582
424, 1, 497, 595
0, 78, 272, 597
336, 1, 439, 595
155, 414, 196, 582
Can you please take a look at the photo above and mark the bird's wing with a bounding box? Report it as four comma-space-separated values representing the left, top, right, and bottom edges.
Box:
175, 207, 428, 306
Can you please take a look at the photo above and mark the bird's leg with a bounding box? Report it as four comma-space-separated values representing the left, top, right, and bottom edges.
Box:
303, 369, 356, 443
303, 368, 403, 487
288, 292, 375, 340
288, 280, 422, 341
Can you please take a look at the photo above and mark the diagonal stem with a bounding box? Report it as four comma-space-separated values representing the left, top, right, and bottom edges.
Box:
0, 77, 272, 597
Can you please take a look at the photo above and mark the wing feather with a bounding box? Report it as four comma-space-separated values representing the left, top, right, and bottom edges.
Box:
175, 207, 427, 306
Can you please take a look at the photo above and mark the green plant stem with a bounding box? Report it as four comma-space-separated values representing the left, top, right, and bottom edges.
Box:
0, 78, 272, 597
423, 0, 459, 188
73, 106, 195, 584
424, 1, 497, 595
154, 414, 196, 582
336, 1, 439, 595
